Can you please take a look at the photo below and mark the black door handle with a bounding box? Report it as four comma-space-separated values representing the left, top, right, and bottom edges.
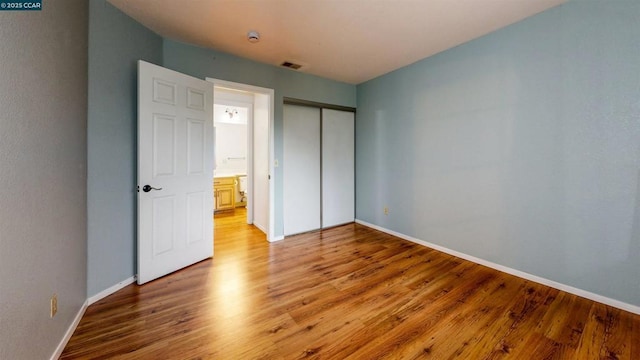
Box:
142, 185, 163, 192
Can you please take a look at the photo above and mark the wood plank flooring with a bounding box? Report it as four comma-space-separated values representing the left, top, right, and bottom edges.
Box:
61, 209, 640, 359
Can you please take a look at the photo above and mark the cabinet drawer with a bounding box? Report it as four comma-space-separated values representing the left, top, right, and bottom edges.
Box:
213, 177, 235, 186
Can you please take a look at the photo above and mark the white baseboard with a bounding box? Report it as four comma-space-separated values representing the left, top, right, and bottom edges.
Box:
269, 235, 285, 242
50, 299, 88, 360
50, 277, 137, 359
355, 219, 640, 315
87, 276, 136, 305
253, 222, 268, 235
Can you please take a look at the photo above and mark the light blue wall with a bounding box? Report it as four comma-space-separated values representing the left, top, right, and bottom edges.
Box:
87, 0, 163, 297
0, 1, 88, 358
163, 40, 357, 237
356, 0, 640, 306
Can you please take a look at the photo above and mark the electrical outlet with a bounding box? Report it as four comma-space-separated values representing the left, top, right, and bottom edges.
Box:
384, 206, 389, 215
50, 294, 57, 318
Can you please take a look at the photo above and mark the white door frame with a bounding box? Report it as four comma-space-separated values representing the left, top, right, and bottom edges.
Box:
207, 78, 276, 242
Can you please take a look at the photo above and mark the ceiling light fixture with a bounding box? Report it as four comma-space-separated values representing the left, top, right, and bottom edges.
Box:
225, 108, 238, 119
247, 30, 260, 43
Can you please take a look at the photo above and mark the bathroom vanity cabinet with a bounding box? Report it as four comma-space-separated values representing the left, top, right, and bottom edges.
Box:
213, 177, 235, 212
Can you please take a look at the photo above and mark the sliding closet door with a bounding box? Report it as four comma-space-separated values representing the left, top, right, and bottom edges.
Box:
283, 105, 321, 236
322, 109, 355, 228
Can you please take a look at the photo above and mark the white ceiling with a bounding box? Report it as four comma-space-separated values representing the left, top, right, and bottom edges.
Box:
107, 0, 565, 85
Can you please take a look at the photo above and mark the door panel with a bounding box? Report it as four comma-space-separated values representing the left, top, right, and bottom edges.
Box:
138, 60, 214, 285
186, 88, 206, 110
153, 114, 176, 177
186, 191, 205, 245
153, 79, 177, 105
283, 105, 321, 236
187, 120, 205, 175
322, 109, 355, 228
152, 196, 175, 255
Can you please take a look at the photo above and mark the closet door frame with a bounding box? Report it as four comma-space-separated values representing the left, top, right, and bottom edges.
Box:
283, 98, 356, 235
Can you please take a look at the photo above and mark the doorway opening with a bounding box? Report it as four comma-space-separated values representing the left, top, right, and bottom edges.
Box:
208, 78, 275, 242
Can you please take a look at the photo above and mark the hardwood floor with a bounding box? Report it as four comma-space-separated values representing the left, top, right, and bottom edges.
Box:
62, 210, 640, 359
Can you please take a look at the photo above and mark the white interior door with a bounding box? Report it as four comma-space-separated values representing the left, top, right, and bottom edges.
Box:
138, 60, 214, 285
283, 104, 321, 236
322, 109, 355, 228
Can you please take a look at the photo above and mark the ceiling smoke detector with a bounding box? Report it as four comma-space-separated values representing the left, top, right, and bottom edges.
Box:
247, 31, 260, 43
